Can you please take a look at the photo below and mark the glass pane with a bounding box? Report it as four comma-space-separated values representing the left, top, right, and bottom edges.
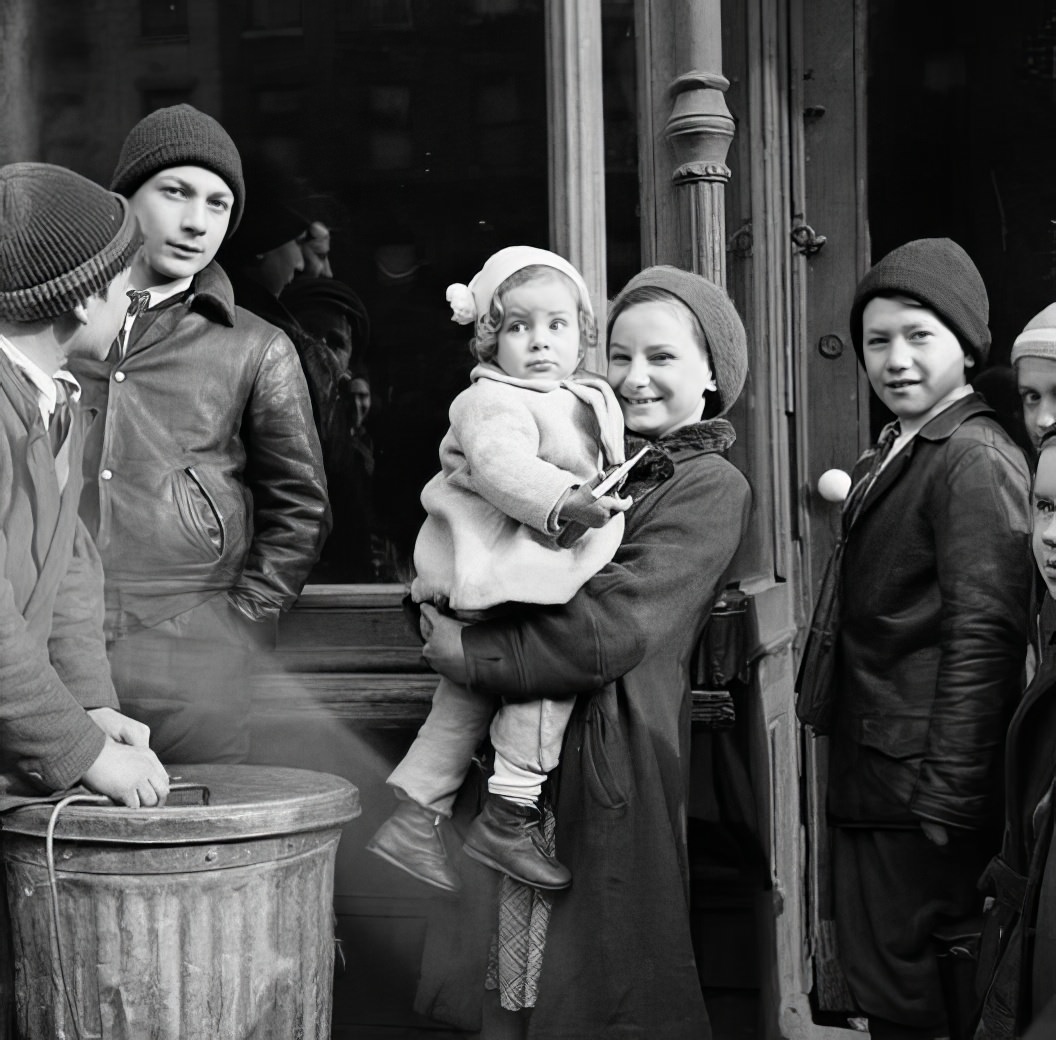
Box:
247, 0, 302, 30
140, 0, 189, 38
29, 0, 549, 585
868, 0, 1056, 442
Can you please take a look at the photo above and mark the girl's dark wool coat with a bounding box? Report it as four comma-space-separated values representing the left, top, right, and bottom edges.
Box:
414, 421, 752, 1040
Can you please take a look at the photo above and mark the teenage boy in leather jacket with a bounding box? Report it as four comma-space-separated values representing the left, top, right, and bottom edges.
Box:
72, 105, 329, 765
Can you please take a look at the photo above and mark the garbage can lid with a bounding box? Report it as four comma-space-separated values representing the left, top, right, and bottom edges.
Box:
0, 765, 360, 845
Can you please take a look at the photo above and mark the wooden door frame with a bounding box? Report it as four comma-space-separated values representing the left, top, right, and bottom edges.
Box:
547, 0, 608, 371
628, 0, 868, 1036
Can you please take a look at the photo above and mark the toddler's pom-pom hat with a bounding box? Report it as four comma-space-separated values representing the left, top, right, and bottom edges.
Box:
0, 162, 141, 323
446, 246, 594, 330
609, 265, 748, 417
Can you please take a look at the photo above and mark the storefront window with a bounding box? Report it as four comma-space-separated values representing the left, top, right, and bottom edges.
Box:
27, 0, 550, 585
140, 0, 189, 39
869, 0, 1056, 437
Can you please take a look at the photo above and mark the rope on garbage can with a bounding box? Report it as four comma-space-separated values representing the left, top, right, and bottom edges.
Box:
45, 793, 113, 1040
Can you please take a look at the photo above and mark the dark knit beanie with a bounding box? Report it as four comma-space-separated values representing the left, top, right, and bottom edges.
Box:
110, 104, 244, 235
849, 238, 990, 366
218, 155, 307, 264
608, 265, 748, 416
282, 275, 371, 348
0, 162, 141, 323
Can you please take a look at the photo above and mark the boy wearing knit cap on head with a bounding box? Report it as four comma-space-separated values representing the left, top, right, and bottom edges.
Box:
0, 162, 169, 811
69, 105, 329, 766
805, 238, 1032, 1039
1012, 303, 1056, 450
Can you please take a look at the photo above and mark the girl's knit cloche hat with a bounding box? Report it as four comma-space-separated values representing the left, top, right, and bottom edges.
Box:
1011, 303, 1056, 367
0, 162, 141, 323
609, 265, 748, 417
445, 246, 594, 332
110, 104, 245, 236
849, 237, 991, 367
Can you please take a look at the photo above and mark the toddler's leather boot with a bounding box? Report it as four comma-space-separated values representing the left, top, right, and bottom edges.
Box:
366, 800, 462, 893
462, 795, 571, 890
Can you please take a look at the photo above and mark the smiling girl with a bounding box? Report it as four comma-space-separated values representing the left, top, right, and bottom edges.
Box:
410, 265, 752, 1039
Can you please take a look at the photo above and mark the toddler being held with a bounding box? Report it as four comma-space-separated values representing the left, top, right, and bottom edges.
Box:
368, 246, 629, 893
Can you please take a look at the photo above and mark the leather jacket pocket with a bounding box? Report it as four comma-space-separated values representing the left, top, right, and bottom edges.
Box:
177, 466, 225, 557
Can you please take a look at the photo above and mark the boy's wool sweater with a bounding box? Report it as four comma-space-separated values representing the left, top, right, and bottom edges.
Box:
0, 351, 118, 796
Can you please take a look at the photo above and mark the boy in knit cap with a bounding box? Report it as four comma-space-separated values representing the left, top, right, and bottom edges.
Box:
0, 162, 171, 807
0, 161, 174, 1038
70, 105, 329, 765
809, 238, 1032, 1039
1012, 303, 1056, 450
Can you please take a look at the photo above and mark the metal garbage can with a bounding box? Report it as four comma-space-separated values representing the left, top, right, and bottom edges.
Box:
0, 764, 359, 1040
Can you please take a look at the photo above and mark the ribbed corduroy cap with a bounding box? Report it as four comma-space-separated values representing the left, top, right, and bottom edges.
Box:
850, 238, 991, 366
1011, 303, 1056, 366
111, 104, 244, 235
0, 162, 141, 323
608, 265, 748, 416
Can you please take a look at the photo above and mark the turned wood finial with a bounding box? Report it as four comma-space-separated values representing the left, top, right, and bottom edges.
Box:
664, 71, 735, 186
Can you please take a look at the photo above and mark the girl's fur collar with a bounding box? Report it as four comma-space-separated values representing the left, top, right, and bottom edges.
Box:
622, 419, 737, 501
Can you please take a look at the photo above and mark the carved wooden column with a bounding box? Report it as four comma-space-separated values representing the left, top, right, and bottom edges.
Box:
0, 0, 39, 164
637, 0, 733, 289
665, 72, 735, 288
546, 0, 607, 366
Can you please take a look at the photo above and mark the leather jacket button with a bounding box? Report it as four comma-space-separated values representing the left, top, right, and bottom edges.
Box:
114, 371, 126, 382
100, 469, 113, 480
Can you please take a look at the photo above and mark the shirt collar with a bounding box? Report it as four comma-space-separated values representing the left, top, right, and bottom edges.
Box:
0, 334, 81, 419
140, 275, 194, 308
897, 383, 974, 439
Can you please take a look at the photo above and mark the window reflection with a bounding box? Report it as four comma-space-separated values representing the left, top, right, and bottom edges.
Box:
228, 0, 547, 583
602, 0, 640, 295
33, 0, 550, 583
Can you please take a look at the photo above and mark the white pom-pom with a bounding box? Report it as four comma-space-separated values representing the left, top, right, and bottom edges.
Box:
817, 469, 852, 503
446, 283, 476, 325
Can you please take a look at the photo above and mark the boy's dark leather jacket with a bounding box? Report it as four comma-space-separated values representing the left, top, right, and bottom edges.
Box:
71, 262, 330, 634
827, 394, 1032, 831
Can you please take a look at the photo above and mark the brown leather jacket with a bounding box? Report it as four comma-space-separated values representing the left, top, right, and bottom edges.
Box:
72, 263, 330, 634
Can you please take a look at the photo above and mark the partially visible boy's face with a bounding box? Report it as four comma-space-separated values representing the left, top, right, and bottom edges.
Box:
129, 166, 233, 285
1016, 355, 1056, 449
861, 295, 971, 423
1033, 444, 1056, 597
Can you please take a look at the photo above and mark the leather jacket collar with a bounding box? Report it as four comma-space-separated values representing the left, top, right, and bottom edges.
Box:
187, 262, 236, 328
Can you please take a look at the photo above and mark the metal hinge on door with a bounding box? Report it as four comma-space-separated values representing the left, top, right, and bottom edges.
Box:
791, 223, 827, 256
